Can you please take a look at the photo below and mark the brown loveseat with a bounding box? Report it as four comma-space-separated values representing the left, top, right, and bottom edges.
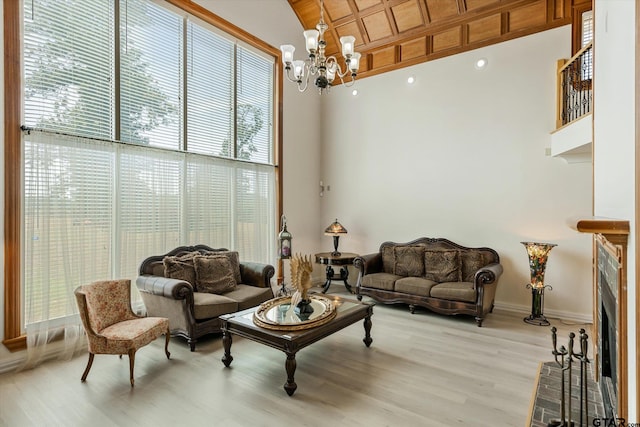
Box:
354, 238, 503, 326
136, 245, 274, 351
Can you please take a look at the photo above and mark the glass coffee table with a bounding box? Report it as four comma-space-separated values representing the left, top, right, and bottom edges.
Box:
219, 294, 373, 396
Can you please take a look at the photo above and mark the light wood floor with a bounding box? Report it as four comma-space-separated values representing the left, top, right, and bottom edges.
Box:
0, 288, 589, 427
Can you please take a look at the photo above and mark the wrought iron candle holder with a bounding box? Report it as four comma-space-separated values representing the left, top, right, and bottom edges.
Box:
521, 241, 557, 326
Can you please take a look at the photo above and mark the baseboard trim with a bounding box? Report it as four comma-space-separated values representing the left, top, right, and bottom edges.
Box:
494, 301, 593, 325
0, 357, 25, 374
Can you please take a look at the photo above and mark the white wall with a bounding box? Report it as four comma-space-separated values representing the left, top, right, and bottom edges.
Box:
320, 26, 594, 320
593, 0, 637, 419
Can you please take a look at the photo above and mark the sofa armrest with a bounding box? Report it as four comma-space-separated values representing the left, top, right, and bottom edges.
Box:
240, 262, 275, 288
474, 262, 503, 288
136, 275, 194, 300
354, 253, 383, 277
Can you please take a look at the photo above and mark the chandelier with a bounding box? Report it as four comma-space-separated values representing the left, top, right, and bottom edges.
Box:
279, 0, 360, 94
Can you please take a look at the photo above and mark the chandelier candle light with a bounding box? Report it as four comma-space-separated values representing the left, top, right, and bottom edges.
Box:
280, 0, 360, 94
521, 241, 557, 326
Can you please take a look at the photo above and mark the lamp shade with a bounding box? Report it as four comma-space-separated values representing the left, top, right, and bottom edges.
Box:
280, 44, 295, 65
324, 219, 347, 236
349, 52, 361, 73
521, 241, 556, 288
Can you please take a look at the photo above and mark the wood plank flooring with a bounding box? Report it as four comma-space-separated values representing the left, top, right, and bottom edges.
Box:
0, 289, 590, 427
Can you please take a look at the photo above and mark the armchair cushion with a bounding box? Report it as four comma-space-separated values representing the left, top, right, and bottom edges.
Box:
430, 281, 475, 303
194, 255, 237, 294
222, 284, 275, 311
395, 276, 438, 297
192, 292, 238, 320
361, 272, 401, 291
424, 249, 459, 282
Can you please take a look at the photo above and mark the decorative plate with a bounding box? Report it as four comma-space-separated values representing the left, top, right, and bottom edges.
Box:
253, 294, 337, 331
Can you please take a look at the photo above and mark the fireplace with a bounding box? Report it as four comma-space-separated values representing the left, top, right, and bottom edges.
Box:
595, 234, 625, 419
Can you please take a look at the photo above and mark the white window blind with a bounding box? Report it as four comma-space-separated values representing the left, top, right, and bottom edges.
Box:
23, 0, 114, 139
22, 0, 277, 328
120, 0, 182, 148
237, 46, 274, 164
186, 20, 234, 157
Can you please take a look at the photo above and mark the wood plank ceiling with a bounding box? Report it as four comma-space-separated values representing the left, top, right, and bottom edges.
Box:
286, 0, 573, 79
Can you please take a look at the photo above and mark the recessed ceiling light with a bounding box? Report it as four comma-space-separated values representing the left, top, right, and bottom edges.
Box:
352, 89, 358, 96
407, 76, 415, 84
475, 58, 488, 70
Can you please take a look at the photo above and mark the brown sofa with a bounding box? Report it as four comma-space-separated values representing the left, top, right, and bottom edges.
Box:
354, 238, 503, 326
136, 245, 274, 351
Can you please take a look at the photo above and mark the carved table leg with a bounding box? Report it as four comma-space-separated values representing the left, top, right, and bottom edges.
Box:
284, 352, 297, 396
222, 330, 233, 367
340, 266, 353, 293
321, 265, 334, 293
363, 315, 373, 347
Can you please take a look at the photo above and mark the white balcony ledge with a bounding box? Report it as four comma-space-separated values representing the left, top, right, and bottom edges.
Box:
550, 113, 592, 163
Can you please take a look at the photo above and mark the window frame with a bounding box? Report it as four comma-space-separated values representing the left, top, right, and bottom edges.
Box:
3, 0, 284, 351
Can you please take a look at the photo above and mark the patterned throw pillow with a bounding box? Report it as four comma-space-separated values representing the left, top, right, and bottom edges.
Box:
460, 251, 486, 282
381, 245, 396, 274
163, 252, 198, 287
394, 245, 425, 277
193, 255, 237, 294
204, 250, 242, 284
424, 249, 460, 283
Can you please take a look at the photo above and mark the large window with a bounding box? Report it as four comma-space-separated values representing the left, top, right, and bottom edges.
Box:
20, 0, 277, 326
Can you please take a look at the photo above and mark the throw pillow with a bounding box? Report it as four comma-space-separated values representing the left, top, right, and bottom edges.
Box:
193, 255, 237, 294
394, 245, 425, 277
381, 245, 395, 274
204, 250, 242, 284
424, 249, 460, 283
163, 252, 198, 287
460, 251, 486, 282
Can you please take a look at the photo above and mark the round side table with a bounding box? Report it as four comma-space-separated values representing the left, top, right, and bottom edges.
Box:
314, 252, 358, 294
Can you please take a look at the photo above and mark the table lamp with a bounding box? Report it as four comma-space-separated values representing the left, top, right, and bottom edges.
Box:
324, 219, 347, 256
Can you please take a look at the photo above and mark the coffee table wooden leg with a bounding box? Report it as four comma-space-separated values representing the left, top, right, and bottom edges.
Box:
284, 352, 297, 396
363, 315, 373, 347
222, 330, 233, 367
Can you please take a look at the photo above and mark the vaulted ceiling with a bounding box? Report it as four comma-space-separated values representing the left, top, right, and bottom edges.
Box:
287, 0, 574, 79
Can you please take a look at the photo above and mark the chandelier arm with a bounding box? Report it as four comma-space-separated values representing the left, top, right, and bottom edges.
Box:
297, 70, 311, 92
283, 67, 299, 84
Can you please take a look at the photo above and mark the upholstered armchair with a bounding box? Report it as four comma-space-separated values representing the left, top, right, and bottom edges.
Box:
136, 245, 275, 351
74, 279, 170, 387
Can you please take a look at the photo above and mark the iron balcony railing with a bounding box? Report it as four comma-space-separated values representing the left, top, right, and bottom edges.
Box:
556, 41, 593, 128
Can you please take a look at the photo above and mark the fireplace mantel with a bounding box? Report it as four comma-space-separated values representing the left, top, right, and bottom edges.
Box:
570, 216, 630, 240
571, 216, 629, 420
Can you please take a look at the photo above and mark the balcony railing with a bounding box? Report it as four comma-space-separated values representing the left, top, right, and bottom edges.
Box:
556, 42, 593, 128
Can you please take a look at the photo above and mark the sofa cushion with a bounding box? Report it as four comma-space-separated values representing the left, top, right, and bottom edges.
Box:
204, 250, 242, 284
460, 250, 485, 282
424, 249, 460, 282
361, 272, 401, 291
394, 276, 438, 297
163, 252, 198, 286
394, 245, 425, 277
193, 255, 237, 294
192, 292, 238, 320
222, 284, 273, 311
430, 281, 476, 303
382, 246, 395, 274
